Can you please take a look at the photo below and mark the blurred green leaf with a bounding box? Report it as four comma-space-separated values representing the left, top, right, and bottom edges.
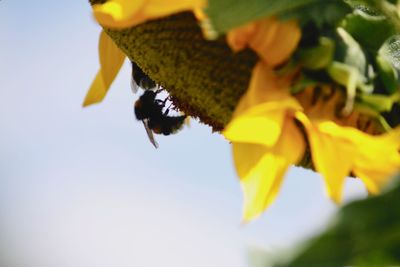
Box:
280, 1, 351, 29
274, 175, 400, 267
206, 0, 350, 34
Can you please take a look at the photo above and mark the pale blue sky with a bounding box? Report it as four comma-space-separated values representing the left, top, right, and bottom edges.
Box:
0, 1, 367, 267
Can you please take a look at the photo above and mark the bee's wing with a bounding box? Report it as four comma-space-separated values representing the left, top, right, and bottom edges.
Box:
142, 119, 159, 148
130, 76, 140, 94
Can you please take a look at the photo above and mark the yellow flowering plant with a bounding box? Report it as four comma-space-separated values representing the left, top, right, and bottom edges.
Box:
84, 0, 400, 222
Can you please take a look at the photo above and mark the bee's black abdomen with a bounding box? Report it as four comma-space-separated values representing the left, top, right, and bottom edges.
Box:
170, 116, 186, 133
134, 90, 158, 120
147, 115, 186, 135
134, 100, 147, 120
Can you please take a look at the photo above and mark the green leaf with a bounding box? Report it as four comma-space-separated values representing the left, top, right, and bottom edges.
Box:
276, 175, 400, 267
205, 0, 349, 34
341, 11, 396, 51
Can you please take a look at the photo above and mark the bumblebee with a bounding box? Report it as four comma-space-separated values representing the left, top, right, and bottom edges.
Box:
130, 61, 157, 93
134, 90, 186, 148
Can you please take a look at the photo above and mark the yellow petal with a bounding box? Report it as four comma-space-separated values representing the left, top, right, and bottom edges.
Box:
83, 71, 106, 107
93, 0, 206, 29
226, 17, 300, 66
98, 31, 126, 86
233, 62, 302, 116
224, 102, 291, 147
144, 0, 206, 15
233, 120, 305, 221
223, 62, 302, 146
296, 113, 353, 203
318, 122, 400, 194
354, 168, 395, 195
93, 0, 145, 29
227, 22, 257, 52
83, 31, 125, 107
277, 120, 306, 165
234, 143, 288, 221
352, 127, 400, 194
249, 18, 301, 67
297, 111, 400, 201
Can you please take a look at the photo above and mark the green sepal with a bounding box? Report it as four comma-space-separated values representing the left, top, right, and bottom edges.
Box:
296, 37, 335, 70
376, 54, 398, 94
327, 28, 373, 113
275, 59, 297, 76
335, 27, 367, 77
341, 10, 396, 51
358, 92, 400, 112
327, 62, 372, 114
353, 102, 393, 132
290, 76, 318, 94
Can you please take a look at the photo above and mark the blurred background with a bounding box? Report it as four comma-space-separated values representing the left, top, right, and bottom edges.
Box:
0, 1, 368, 266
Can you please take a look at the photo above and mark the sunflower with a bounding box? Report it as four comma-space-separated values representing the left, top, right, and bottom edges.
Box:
84, 1, 400, 222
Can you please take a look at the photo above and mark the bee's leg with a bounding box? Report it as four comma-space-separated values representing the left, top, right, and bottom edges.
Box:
163, 103, 174, 116
155, 88, 164, 94
156, 97, 171, 111
162, 97, 169, 106
155, 99, 164, 105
